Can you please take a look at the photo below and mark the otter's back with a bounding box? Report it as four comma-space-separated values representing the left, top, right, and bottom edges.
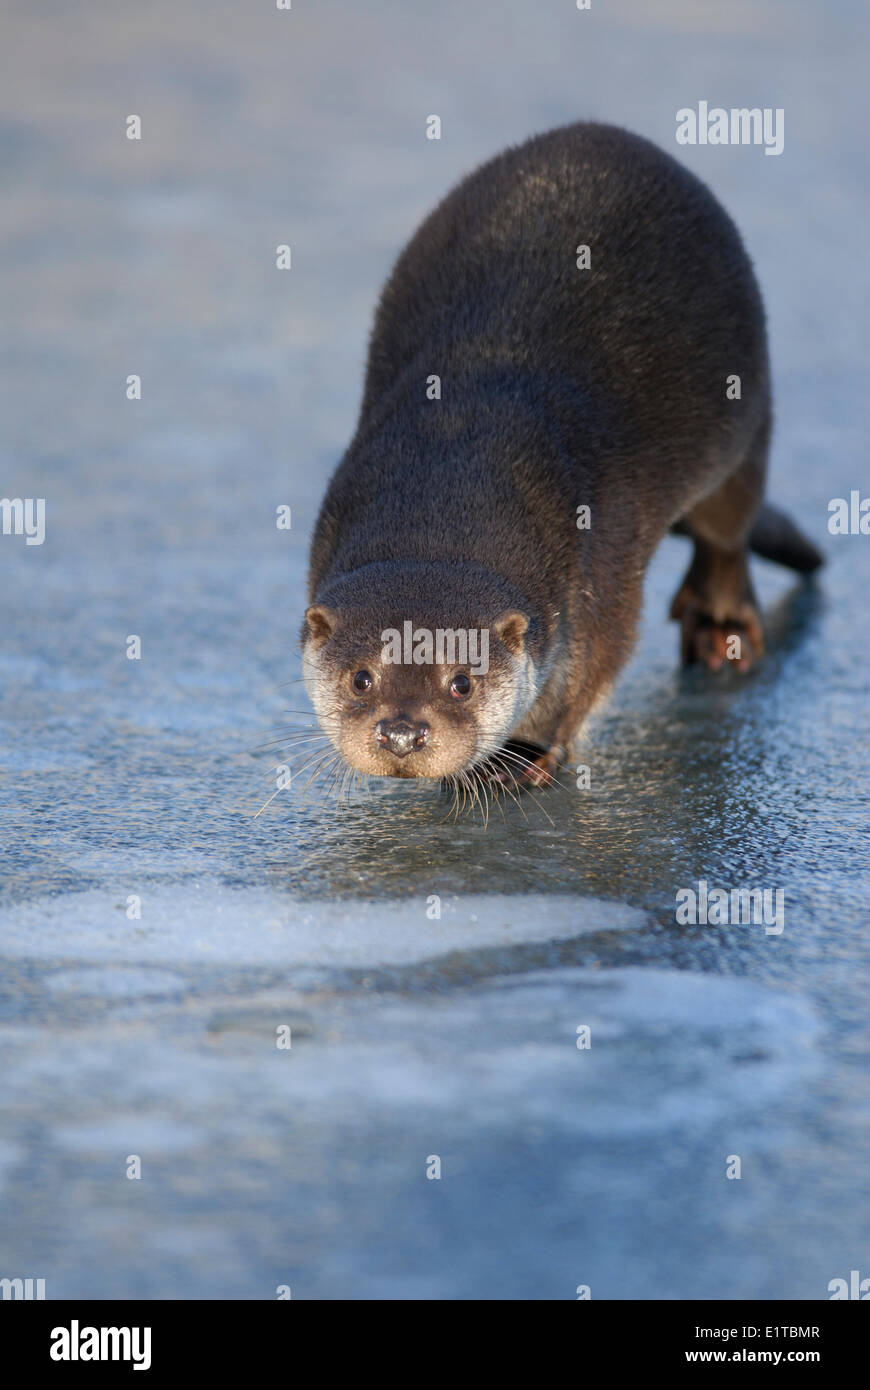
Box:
360, 121, 767, 428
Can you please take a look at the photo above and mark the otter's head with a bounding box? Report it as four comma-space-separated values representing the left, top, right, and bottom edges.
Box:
301, 599, 535, 779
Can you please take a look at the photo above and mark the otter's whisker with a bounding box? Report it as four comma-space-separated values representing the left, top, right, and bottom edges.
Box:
250, 733, 330, 754
485, 748, 556, 827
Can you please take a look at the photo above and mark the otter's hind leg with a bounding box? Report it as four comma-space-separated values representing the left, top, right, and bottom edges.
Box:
670, 422, 768, 672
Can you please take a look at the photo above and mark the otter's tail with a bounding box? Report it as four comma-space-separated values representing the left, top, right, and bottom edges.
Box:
671, 503, 824, 574
747, 503, 824, 573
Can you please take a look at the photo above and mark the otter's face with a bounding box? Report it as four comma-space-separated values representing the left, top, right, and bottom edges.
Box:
302, 607, 532, 778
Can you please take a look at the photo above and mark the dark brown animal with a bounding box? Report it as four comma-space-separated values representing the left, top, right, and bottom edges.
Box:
303, 122, 822, 787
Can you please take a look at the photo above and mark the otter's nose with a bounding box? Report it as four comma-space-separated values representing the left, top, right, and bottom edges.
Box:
375, 718, 430, 758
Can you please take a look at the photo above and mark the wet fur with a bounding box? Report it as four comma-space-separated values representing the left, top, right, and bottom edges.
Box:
305, 121, 822, 778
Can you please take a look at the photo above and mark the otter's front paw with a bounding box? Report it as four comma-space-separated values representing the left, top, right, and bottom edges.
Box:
479, 740, 565, 789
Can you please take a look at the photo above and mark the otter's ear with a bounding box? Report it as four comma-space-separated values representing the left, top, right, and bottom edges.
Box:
493, 610, 529, 657
304, 605, 338, 648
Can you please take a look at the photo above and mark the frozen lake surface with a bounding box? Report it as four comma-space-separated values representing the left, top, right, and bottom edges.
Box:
1, 0, 868, 1298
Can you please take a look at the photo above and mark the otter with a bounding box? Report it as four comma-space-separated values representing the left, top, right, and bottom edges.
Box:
302, 122, 822, 787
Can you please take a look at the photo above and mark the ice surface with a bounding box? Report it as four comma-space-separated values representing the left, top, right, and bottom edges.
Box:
2, 888, 642, 967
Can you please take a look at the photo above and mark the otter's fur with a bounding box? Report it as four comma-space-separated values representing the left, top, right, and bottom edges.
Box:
303, 122, 822, 784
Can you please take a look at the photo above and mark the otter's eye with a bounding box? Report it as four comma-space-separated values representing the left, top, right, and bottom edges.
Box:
351, 670, 373, 694
450, 672, 472, 699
